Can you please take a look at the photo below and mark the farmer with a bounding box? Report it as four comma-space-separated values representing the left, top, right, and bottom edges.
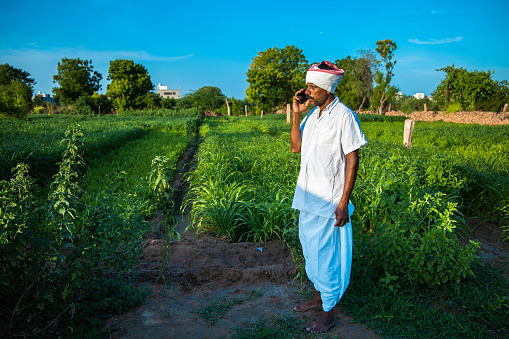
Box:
290, 61, 367, 333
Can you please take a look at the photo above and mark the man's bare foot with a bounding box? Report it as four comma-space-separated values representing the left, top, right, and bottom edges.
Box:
293, 290, 322, 312
293, 299, 322, 312
306, 310, 335, 333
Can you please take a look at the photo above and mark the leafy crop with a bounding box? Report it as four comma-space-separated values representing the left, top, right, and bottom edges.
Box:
0, 119, 193, 336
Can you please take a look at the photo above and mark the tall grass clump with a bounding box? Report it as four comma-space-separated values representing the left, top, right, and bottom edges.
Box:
185, 117, 297, 243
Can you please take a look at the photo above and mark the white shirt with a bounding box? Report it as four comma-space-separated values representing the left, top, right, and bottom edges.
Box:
292, 97, 367, 218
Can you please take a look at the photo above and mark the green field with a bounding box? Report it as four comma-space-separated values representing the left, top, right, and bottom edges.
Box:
1, 112, 508, 338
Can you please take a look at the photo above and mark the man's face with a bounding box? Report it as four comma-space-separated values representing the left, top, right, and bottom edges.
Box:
305, 83, 329, 107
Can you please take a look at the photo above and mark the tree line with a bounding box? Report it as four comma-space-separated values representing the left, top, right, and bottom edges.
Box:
0, 59, 239, 119
245, 41, 508, 114
1, 41, 508, 119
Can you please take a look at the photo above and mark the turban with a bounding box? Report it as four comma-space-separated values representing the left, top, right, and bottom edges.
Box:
305, 61, 345, 93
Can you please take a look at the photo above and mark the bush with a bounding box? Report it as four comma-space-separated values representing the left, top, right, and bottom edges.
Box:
33, 106, 45, 114
357, 191, 479, 288
0, 94, 27, 119
92, 93, 113, 115
445, 101, 463, 113
74, 94, 113, 115
353, 150, 480, 288
74, 95, 95, 115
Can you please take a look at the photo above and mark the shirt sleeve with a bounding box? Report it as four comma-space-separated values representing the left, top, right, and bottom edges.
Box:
299, 108, 315, 138
341, 111, 367, 155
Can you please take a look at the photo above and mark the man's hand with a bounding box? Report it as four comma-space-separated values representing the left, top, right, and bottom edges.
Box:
293, 89, 309, 115
334, 203, 349, 227
290, 89, 308, 153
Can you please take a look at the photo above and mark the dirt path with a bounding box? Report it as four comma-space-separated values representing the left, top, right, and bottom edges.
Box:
103, 217, 379, 338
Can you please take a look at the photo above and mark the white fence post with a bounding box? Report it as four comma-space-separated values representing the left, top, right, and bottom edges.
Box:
404, 119, 415, 148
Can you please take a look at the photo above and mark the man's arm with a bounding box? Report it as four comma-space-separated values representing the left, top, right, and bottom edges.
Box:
290, 89, 309, 153
334, 149, 360, 227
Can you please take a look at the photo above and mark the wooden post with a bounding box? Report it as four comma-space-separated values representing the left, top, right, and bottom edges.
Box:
245, 105, 248, 116
388, 103, 391, 112
261, 110, 263, 119
503, 103, 508, 120
286, 104, 291, 124
225, 98, 231, 116
424, 103, 427, 112
403, 119, 415, 148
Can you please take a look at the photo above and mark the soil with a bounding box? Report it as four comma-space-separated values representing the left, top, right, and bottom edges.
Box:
102, 113, 509, 338
383, 110, 509, 125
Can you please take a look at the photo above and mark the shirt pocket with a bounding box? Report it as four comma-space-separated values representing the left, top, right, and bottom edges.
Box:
315, 129, 335, 172
317, 129, 336, 147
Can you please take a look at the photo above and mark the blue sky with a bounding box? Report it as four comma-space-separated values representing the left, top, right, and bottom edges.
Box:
1, 0, 508, 99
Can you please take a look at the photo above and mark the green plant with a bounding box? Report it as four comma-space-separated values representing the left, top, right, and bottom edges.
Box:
445, 101, 463, 113
192, 296, 244, 326
232, 316, 310, 339
33, 105, 45, 114
191, 291, 263, 327
147, 155, 179, 281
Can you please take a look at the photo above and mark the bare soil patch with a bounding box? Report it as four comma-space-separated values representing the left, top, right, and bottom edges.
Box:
384, 110, 509, 125
103, 218, 379, 338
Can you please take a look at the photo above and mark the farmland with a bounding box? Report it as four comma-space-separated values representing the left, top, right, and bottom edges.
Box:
1, 112, 508, 338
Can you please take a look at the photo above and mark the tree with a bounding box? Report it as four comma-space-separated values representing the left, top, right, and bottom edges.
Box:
432, 64, 499, 111
246, 45, 308, 111
106, 59, 153, 111
136, 92, 162, 110
74, 93, 113, 115
0, 64, 36, 96
0, 88, 27, 119
373, 39, 398, 115
0, 64, 36, 119
52, 58, 102, 105
334, 50, 377, 112
231, 97, 242, 116
352, 49, 378, 111
334, 56, 359, 109
177, 86, 226, 112
162, 97, 176, 109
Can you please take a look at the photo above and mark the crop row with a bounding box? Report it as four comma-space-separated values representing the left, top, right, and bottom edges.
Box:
1, 114, 198, 336
0, 115, 201, 183
187, 115, 509, 288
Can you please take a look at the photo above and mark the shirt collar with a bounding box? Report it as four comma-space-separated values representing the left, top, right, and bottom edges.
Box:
315, 97, 339, 121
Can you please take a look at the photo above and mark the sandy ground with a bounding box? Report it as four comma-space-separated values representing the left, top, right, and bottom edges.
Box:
383, 110, 509, 125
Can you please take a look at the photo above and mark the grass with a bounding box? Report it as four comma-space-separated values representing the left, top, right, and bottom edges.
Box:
191, 291, 264, 326
232, 316, 325, 339
339, 261, 509, 338
82, 130, 191, 195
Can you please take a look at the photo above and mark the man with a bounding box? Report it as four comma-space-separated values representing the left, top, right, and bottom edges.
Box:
290, 61, 367, 333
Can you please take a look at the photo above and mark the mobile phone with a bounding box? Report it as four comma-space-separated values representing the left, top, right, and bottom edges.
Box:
297, 91, 307, 104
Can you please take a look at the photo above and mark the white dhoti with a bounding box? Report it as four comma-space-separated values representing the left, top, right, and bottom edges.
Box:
298, 207, 353, 312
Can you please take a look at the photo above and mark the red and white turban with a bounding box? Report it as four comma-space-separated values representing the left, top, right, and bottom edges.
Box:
305, 61, 345, 93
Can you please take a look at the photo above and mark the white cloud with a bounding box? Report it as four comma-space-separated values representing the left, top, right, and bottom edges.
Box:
0, 47, 194, 63
408, 37, 464, 45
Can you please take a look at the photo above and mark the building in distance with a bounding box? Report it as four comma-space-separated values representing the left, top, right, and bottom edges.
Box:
157, 84, 181, 99
33, 91, 55, 104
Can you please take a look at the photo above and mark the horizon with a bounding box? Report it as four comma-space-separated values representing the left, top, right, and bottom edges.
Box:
1, 0, 508, 100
